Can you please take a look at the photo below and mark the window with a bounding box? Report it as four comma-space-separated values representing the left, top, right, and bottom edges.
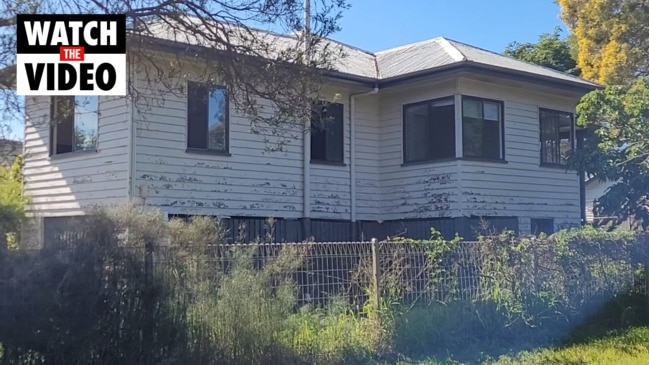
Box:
187, 81, 229, 153
540, 109, 573, 166
311, 102, 344, 164
531, 218, 554, 235
50, 95, 98, 155
462, 97, 504, 160
403, 97, 455, 163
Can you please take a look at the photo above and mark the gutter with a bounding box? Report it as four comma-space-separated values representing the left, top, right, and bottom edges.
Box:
377, 62, 602, 93
349, 84, 379, 222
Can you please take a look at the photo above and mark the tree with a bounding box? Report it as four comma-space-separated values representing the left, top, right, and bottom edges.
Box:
556, 0, 649, 228
0, 0, 350, 148
570, 78, 649, 229
0, 154, 25, 250
557, 0, 649, 85
504, 27, 579, 75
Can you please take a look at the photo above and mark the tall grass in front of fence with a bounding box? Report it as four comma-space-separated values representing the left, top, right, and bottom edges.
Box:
387, 226, 649, 361
0, 204, 648, 364
0, 205, 389, 365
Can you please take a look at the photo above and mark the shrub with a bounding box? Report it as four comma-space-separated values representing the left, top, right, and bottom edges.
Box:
0, 155, 26, 251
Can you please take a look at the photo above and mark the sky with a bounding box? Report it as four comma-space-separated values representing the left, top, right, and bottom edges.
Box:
331, 0, 567, 54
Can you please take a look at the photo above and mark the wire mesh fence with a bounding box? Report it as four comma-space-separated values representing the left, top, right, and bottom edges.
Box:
147, 238, 644, 310
1, 237, 645, 314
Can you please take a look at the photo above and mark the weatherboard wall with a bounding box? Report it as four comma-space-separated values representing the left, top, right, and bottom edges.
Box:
132, 72, 375, 221
456, 77, 582, 231
22, 95, 130, 217
133, 74, 305, 219
378, 79, 460, 221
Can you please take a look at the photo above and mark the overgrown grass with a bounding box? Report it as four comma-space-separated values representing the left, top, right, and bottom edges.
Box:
491, 326, 649, 365
0, 206, 647, 364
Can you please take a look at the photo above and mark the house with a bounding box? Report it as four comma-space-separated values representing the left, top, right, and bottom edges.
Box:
19, 25, 601, 245
584, 178, 635, 229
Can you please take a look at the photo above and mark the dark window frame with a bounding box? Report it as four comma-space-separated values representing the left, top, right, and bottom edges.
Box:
49, 95, 99, 157
402, 96, 456, 164
310, 101, 345, 165
539, 108, 574, 168
461, 95, 505, 161
531, 218, 555, 235
186, 81, 230, 155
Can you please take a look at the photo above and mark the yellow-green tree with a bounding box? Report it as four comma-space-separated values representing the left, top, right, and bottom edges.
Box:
0, 155, 25, 250
558, 0, 649, 84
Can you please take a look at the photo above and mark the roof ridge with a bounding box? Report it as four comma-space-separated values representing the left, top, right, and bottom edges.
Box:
438, 37, 466, 62
443, 37, 599, 86
374, 36, 445, 55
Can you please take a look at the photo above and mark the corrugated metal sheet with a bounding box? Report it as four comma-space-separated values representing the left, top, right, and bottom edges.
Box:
43, 215, 519, 246
144, 18, 599, 88
309, 219, 354, 242
375, 38, 463, 79
145, 19, 378, 79
447, 39, 599, 88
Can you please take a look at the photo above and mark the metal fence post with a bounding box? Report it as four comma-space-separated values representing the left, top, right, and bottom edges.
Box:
371, 238, 380, 311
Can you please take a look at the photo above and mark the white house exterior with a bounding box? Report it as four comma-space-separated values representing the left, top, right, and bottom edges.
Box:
21, 32, 601, 245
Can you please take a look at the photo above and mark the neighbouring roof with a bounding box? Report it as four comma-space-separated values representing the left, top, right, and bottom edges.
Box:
142, 19, 601, 91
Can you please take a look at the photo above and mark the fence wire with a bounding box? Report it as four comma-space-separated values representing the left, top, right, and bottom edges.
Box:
1, 239, 644, 314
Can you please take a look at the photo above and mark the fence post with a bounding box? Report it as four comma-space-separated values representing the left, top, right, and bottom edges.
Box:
371, 238, 380, 311
145, 241, 154, 285
143, 241, 154, 365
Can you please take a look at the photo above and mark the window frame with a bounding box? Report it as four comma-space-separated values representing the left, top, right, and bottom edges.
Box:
185, 80, 230, 156
49, 95, 99, 157
461, 95, 506, 162
531, 218, 555, 235
402, 96, 456, 164
539, 107, 575, 168
310, 101, 345, 165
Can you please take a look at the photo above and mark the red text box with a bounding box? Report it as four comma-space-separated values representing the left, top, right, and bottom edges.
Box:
60, 47, 85, 61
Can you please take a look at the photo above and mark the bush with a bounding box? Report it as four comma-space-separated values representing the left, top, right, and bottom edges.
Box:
0, 206, 646, 364
0, 205, 390, 365
0, 155, 25, 251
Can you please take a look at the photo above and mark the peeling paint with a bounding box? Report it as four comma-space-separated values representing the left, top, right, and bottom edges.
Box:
140, 174, 170, 181
176, 176, 200, 183
72, 176, 92, 184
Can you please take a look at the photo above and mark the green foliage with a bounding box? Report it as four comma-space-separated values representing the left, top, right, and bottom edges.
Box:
571, 77, 649, 228
0, 210, 646, 364
282, 298, 387, 364
0, 155, 25, 250
0, 205, 390, 365
504, 27, 579, 75
492, 327, 649, 365
388, 226, 646, 362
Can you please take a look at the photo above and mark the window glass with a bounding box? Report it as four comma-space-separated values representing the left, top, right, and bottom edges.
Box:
462, 97, 503, 160
187, 81, 229, 153
311, 102, 344, 163
403, 98, 455, 163
74, 96, 98, 151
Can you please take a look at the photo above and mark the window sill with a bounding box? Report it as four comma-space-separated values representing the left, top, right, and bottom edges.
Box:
401, 157, 457, 167
310, 160, 346, 167
49, 149, 98, 160
185, 148, 231, 157
540, 163, 575, 171
458, 157, 508, 164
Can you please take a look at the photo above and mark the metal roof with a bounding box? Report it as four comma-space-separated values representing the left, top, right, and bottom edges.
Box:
143, 20, 601, 90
